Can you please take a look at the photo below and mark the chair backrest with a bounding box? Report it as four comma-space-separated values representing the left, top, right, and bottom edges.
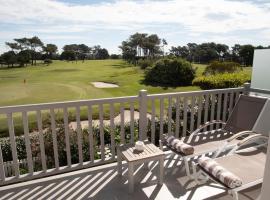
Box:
253, 99, 270, 136
224, 95, 267, 134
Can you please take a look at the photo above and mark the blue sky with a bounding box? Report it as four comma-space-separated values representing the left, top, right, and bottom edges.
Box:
0, 0, 270, 54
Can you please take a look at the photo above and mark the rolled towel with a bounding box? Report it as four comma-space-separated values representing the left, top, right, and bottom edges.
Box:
165, 135, 194, 155
198, 157, 242, 189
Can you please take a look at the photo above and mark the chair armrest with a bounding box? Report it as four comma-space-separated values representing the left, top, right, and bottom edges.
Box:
227, 130, 257, 142
190, 120, 226, 136
237, 134, 268, 147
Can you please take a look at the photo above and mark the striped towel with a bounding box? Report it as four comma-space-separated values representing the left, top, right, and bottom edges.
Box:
165, 135, 194, 155
198, 157, 242, 189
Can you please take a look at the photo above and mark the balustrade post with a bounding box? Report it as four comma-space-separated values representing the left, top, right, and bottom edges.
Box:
139, 90, 148, 141
243, 82, 251, 95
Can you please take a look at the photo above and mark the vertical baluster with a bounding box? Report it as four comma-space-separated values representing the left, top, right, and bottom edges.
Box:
234, 92, 240, 106
110, 103, 115, 160
160, 97, 164, 139
151, 99, 156, 143
175, 97, 180, 138
0, 142, 5, 181
190, 96, 195, 133
203, 94, 210, 131
168, 97, 172, 136
7, 113, 19, 177
75, 106, 83, 165
50, 109, 59, 170
183, 97, 188, 137
216, 93, 222, 129
87, 105, 94, 163
22, 111, 33, 174
130, 102, 135, 144
120, 103, 125, 144
222, 92, 228, 122
99, 104, 105, 161
197, 96, 203, 129
228, 92, 234, 116
63, 107, 71, 167
210, 94, 216, 130
36, 110, 47, 172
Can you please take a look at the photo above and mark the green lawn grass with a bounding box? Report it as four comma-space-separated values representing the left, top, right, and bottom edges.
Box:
0, 60, 252, 137
0, 59, 202, 106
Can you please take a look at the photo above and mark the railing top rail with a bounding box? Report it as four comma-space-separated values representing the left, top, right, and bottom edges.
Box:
147, 87, 244, 99
0, 96, 138, 114
250, 87, 270, 95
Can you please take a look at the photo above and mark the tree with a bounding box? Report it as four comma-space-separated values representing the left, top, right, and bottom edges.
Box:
231, 44, 241, 63
60, 51, 76, 61
95, 48, 109, 59
161, 39, 167, 56
1, 51, 17, 67
17, 50, 31, 67
27, 36, 44, 65
5, 42, 21, 52
119, 41, 137, 64
43, 44, 58, 59
120, 33, 163, 63
239, 45, 254, 66
216, 44, 229, 61
170, 46, 189, 59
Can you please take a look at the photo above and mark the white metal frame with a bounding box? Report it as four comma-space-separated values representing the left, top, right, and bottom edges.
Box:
193, 134, 268, 200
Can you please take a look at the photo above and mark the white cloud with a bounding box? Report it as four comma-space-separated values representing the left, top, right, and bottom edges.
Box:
0, 0, 270, 53
0, 0, 270, 33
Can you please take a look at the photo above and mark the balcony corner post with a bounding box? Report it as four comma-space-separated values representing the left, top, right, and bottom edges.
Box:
243, 82, 251, 95
139, 89, 148, 141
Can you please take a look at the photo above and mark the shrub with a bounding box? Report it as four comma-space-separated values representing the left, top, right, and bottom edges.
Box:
110, 54, 120, 59
144, 58, 196, 86
192, 72, 251, 89
138, 59, 154, 69
44, 59, 52, 65
203, 61, 242, 75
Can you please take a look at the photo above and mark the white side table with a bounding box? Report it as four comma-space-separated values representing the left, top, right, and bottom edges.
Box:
117, 142, 164, 193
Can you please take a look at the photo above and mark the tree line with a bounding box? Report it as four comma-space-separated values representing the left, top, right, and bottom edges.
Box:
119, 32, 167, 64
120, 33, 270, 66
0, 36, 112, 68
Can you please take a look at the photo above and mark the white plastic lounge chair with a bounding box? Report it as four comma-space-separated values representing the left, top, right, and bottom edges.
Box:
160, 95, 268, 178
194, 133, 268, 200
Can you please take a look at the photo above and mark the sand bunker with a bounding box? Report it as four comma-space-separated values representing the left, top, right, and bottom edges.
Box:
91, 82, 119, 88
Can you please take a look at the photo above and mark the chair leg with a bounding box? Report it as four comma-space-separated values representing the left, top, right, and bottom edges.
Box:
192, 162, 199, 183
231, 190, 239, 200
184, 157, 191, 178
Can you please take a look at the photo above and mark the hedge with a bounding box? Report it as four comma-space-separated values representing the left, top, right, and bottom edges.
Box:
192, 72, 251, 90
203, 61, 242, 75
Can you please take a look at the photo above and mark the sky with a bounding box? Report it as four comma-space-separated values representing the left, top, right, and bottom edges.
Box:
0, 0, 270, 54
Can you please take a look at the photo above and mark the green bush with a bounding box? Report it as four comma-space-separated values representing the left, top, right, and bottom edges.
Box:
144, 58, 196, 86
192, 72, 251, 89
44, 59, 52, 65
203, 61, 242, 75
138, 59, 154, 69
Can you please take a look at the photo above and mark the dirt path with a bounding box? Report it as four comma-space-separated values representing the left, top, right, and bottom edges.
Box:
69, 110, 153, 131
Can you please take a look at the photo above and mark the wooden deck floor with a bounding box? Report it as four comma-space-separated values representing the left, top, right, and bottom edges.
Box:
0, 153, 261, 200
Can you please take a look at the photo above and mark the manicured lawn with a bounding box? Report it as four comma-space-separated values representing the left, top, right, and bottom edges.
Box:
0, 60, 252, 137
0, 59, 202, 106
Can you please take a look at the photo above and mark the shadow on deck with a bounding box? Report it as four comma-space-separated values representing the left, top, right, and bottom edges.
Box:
0, 153, 261, 200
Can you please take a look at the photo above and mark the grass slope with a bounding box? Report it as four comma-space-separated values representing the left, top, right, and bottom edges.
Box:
0, 60, 200, 106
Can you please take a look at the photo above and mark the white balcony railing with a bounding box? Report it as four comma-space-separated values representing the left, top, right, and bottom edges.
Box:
0, 85, 249, 186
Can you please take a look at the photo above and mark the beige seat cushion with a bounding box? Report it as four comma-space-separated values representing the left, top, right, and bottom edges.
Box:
214, 147, 266, 185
